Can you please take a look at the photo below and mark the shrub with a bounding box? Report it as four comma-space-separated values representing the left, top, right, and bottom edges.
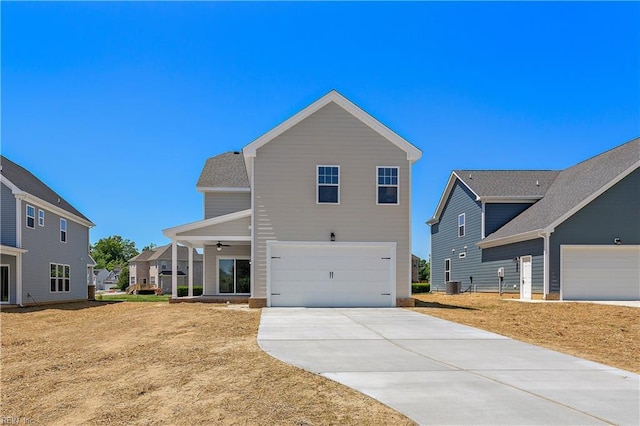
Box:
177, 286, 203, 297
412, 283, 430, 294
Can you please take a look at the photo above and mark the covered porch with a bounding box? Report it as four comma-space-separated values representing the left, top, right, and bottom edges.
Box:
162, 210, 251, 301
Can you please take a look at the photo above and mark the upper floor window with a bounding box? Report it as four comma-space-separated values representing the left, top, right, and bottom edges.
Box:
317, 166, 340, 204
60, 219, 67, 243
38, 209, 45, 227
26, 205, 35, 229
50, 263, 70, 292
377, 167, 399, 204
458, 213, 465, 237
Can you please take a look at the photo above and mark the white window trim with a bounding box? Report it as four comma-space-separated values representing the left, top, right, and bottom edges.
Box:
316, 165, 340, 205
60, 218, 68, 243
50, 263, 71, 293
26, 204, 35, 229
216, 256, 251, 295
444, 258, 451, 283
458, 213, 465, 238
38, 209, 45, 227
1, 264, 9, 303
376, 166, 400, 205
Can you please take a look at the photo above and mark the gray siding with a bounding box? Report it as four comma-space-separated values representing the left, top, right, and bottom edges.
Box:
1, 183, 16, 246
549, 168, 640, 292
1, 254, 17, 304
203, 245, 250, 295
204, 192, 251, 219
20, 199, 91, 304
252, 102, 413, 300
431, 181, 482, 291
480, 239, 544, 293
484, 203, 533, 236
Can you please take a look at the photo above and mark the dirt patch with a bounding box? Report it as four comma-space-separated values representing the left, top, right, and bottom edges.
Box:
1, 302, 413, 425
412, 293, 640, 373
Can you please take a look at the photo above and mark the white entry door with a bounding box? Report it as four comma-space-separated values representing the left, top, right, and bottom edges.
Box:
520, 255, 532, 300
268, 242, 395, 307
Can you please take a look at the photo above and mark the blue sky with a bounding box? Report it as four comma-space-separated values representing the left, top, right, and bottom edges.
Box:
2, 2, 639, 260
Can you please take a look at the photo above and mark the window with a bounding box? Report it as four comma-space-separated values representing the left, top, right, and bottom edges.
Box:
1, 265, 9, 302
377, 167, 399, 204
444, 258, 451, 283
160, 261, 167, 271
458, 213, 465, 237
50, 263, 70, 292
150, 277, 156, 285
219, 258, 250, 294
38, 209, 45, 227
60, 219, 67, 242
130, 276, 136, 284
26, 205, 35, 229
317, 166, 339, 204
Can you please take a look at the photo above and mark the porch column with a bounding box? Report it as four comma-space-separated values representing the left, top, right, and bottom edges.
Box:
16, 253, 23, 307
171, 240, 178, 298
188, 245, 194, 297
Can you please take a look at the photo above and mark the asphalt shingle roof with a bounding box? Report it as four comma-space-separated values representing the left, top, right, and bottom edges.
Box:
0, 155, 92, 223
483, 137, 640, 242
130, 244, 203, 262
196, 151, 249, 188
454, 170, 560, 198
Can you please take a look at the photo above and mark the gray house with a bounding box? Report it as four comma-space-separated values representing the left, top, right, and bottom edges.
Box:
129, 244, 203, 294
164, 90, 422, 307
428, 138, 639, 301
0, 156, 95, 306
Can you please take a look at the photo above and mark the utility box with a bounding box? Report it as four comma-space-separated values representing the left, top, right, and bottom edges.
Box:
446, 281, 461, 295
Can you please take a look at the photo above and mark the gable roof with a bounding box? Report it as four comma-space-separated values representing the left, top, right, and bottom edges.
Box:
196, 151, 250, 191
479, 137, 640, 247
242, 90, 422, 162
427, 170, 559, 225
129, 244, 203, 262
0, 155, 93, 226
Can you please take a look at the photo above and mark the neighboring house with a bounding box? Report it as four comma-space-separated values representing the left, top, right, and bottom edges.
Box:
411, 254, 420, 283
164, 90, 422, 307
129, 244, 203, 294
428, 138, 639, 301
0, 156, 95, 306
102, 268, 121, 291
92, 268, 111, 290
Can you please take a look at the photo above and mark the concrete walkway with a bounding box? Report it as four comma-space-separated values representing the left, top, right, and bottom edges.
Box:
257, 308, 639, 426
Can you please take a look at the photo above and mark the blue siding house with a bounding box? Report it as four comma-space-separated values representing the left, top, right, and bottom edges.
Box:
428, 138, 639, 301
0, 156, 95, 306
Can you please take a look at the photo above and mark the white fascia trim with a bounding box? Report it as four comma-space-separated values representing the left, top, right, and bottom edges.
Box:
427, 172, 479, 225
479, 196, 543, 203
0, 245, 29, 255
0, 175, 20, 193
242, 90, 422, 162
14, 192, 94, 228
545, 161, 640, 233
196, 186, 251, 193
477, 230, 542, 249
177, 236, 251, 242
163, 209, 252, 237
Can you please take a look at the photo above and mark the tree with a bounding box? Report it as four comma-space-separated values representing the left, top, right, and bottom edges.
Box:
419, 259, 430, 282
141, 243, 157, 252
91, 235, 139, 270
117, 266, 130, 291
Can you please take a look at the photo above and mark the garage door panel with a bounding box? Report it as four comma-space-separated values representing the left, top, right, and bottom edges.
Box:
562, 245, 640, 301
269, 243, 394, 307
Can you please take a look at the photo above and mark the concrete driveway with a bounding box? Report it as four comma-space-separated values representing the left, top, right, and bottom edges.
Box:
257, 308, 639, 425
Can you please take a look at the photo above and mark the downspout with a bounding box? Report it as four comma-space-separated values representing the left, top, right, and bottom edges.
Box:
15, 193, 24, 306
537, 231, 550, 299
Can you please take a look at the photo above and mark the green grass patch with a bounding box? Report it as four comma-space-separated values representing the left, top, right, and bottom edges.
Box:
97, 294, 171, 302
412, 283, 430, 294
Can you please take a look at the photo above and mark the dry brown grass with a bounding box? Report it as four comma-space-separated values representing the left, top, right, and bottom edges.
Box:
1, 302, 413, 425
412, 292, 640, 374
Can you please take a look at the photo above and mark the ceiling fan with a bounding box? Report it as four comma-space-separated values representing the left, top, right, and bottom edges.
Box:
216, 241, 230, 251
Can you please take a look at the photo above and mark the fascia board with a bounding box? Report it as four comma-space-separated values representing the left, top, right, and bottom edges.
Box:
480, 196, 542, 203
427, 172, 478, 225
163, 209, 251, 237
0, 244, 29, 255
196, 186, 250, 193
18, 193, 94, 228
243, 90, 422, 162
545, 161, 640, 233
477, 230, 542, 249
0, 175, 21, 193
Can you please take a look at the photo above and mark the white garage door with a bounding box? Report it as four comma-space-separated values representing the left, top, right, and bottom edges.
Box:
268, 242, 395, 307
561, 245, 640, 301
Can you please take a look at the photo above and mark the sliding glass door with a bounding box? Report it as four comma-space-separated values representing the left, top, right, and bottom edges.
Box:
218, 258, 250, 294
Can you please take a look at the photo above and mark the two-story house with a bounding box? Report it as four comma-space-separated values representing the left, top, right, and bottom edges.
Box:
0, 156, 95, 306
129, 244, 203, 294
164, 90, 422, 307
428, 138, 639, 301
